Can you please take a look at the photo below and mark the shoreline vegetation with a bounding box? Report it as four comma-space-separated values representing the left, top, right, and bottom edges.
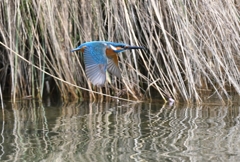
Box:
0, 1, 240, 104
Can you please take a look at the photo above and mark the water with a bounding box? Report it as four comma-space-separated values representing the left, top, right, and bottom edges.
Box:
0, 100, 240, 162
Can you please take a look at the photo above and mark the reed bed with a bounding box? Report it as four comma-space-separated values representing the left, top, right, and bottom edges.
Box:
0, 0, 239, 104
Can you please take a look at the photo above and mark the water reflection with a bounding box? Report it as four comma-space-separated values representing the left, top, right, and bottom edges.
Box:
0, 101, 240, 161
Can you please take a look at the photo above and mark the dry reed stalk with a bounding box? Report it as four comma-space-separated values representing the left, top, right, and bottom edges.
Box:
0, 0, 239, 103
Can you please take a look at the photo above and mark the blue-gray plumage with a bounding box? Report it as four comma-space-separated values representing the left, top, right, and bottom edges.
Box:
71, 41, 144, 86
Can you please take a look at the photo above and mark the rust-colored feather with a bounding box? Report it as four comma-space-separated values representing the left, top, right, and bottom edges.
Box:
106, 48, 119, 66
105, 48, 121, 78
80, 46, 86, 53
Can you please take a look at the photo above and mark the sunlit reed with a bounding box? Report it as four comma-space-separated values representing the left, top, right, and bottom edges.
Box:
0, 0, 239, 103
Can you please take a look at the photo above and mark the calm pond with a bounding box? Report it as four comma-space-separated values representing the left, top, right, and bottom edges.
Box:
0, 100, 239, 161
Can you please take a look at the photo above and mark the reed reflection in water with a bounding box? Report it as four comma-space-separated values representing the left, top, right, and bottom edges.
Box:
0, 101, 240, 161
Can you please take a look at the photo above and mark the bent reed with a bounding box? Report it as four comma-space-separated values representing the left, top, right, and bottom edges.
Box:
0, 0, 239, 104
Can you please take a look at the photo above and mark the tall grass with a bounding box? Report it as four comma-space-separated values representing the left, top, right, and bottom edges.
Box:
0, 0, 239, 104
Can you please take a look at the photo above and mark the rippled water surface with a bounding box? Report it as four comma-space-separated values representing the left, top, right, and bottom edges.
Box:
0, 100, 240, 161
